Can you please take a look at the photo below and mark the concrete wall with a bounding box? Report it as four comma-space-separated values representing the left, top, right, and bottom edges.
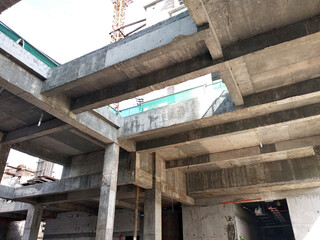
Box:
120, 88, 233, 138
44, 211, 97, 240
43, 209, 141, 240
113, 209, 140, 239
287, 194, 320, 240
63, 150, 135, 185
65, 151, 104, 178
182, 203, 261, 240
182, 204, 238, 240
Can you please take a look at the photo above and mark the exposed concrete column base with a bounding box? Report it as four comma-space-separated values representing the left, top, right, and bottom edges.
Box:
143, 153, 162, 240
0, 143, 11, 182
22, 204, 43, 240
95, 143, 120, 240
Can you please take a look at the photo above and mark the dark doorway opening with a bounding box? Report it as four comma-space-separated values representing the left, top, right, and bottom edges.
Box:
239, 199, 295, 240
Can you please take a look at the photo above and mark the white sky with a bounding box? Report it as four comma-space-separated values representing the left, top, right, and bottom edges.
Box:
0, 0, 148, 178
0, 0, 148, 63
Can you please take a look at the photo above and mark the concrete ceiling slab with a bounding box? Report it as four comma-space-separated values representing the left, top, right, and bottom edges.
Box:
0, 89, 53, 132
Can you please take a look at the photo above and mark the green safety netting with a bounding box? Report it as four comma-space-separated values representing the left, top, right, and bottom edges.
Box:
0, 21, 59, 68
108, 81, 227, 118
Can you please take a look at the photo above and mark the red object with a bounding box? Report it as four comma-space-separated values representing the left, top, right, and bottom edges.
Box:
219, 198, 262, 204
119, 233, 123, 240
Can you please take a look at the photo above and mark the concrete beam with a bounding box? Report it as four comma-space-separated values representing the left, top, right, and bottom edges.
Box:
48, 202, 97, 214
0, 52, 118, 145
244, 77, 320, 107
34, 12, 320, 116
166, 145, 315, 171
92, 107, 122, 129
183, 0, 207, 26
134, 168, 153, 189
136, 103, 320, 151
0, 31, 50, 78
37, 189, 100, 204
222, 14, 320, 60
96, 143, 120, 240
5, 118, 70, 144
42, 12, 199, 95
70, 52, 213, 113
0, 184, 14, 199
198, 0, 223, 59
8, 170, 189, 206
118, 138, 136, 152
0, 202, 30, 214
13, 173, 102, 200
120, 76, 320, 140
219, 66, 244, 106
187, 148, 320, 198
22, 204, 43, 240
196, 187, 320, 206
161, 181, 194, 206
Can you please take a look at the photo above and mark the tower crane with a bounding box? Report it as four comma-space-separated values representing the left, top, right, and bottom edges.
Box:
110, 0, 133, 42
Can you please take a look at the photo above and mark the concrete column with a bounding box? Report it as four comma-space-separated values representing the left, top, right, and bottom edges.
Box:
61, 159, 72, 178
0, 143, 11, 182
143, 153, 162, 240
287, 194, 320, 240
96, 143, 120, 240
22, 204, 43, 240
35, 159, 54, 177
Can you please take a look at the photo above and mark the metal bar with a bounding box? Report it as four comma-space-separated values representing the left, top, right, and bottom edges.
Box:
109, 18, 146, 34
124, 23, 147, 37
133, 186, 140, 240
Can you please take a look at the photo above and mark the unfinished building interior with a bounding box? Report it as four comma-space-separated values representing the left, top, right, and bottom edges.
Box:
1, 0, 320, 239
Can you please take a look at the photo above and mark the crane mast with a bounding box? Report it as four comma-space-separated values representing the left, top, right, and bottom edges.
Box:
111, 0, 133, 42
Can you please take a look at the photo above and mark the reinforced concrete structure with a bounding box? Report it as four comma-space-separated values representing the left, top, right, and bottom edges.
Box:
1, 0, 320, 239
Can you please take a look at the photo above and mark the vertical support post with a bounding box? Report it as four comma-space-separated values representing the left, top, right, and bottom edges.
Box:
35, 159, 54, 177
143, 153, 162, 240
133, 186, 140, 240
22, 204, 43, 240
96, 143, 120, 240
219, 67, 244, 106
0, 143, 11, 182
